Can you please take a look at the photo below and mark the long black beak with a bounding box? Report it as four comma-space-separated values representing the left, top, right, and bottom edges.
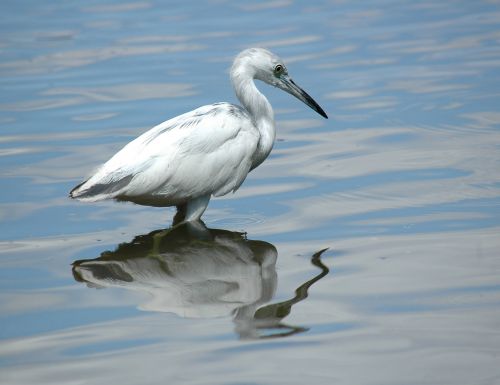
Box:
280, 75, 328, 119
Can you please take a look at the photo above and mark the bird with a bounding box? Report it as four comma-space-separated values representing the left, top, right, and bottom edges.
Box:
69, 47, 328, 223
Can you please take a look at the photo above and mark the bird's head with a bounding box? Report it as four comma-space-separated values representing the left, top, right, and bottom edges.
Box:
232, 48, 328, 119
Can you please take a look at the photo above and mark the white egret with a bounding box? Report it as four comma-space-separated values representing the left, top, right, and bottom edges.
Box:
70, 48, 327, 222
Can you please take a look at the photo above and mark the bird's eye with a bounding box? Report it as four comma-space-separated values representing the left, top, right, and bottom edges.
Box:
274, 64, 284, 74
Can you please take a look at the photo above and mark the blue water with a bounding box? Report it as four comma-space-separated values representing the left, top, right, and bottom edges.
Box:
1, 1, 500, 384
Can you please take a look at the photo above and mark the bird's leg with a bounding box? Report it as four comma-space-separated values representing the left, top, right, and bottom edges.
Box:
173, 194, 211, 224
173, 203, 187, 225
185, 194, 211, 221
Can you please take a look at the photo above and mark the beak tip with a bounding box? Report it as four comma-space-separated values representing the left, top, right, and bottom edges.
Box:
315, 105, 328, 119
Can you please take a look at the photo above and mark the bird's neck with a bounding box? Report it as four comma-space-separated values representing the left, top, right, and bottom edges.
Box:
232, 75, 276, 169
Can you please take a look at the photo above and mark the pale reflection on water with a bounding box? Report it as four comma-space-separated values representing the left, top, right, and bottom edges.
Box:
72, 222, 329, 339
1, 0, 500, 384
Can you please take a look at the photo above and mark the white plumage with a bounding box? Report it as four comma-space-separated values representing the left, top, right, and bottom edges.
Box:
70, 48, 327, 222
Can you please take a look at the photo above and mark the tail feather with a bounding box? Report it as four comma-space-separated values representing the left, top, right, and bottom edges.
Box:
69, 179, 89, 199
69, 174, 134, 201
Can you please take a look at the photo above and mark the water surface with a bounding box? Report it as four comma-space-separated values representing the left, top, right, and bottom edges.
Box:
1, 1, 500, 384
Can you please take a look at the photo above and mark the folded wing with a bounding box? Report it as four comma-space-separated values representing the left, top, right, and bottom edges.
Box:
70, 103, 259, 206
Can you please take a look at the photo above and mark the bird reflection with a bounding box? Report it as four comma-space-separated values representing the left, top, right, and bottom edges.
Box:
72, 222, 329, 339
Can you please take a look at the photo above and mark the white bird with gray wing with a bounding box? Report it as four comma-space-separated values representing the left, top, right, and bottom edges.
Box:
70, 48, 328, 223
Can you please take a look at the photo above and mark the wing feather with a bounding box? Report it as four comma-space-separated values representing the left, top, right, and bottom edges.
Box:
70, 103, 259, 205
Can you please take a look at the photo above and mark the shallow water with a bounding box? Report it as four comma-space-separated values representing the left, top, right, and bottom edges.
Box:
1, 1, 500, 384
